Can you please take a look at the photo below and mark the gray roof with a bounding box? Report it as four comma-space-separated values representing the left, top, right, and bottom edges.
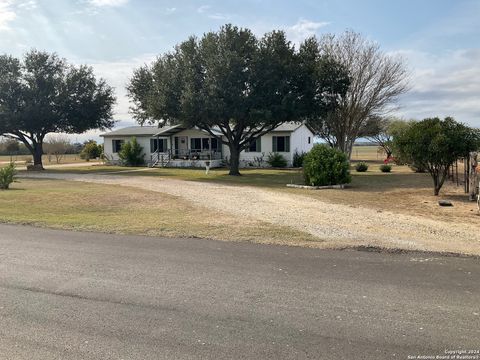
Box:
271, 122, 302, 132
100, 126, 160, 137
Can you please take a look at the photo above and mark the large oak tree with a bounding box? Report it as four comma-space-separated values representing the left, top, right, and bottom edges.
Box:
0, 50, 116, 169
128, 24, 348, 175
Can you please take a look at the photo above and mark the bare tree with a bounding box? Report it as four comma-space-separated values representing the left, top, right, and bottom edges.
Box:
43, 135, 72, 164
308, 31, 409, 158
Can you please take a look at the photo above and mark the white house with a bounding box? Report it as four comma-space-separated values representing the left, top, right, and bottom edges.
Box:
100, 122, 315, 168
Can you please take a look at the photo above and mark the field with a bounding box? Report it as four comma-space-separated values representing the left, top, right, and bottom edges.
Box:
0, 153, 87, 166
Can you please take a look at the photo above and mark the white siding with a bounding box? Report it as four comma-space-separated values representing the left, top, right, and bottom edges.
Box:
102, 135, 168, 163
291, 124, 315, 155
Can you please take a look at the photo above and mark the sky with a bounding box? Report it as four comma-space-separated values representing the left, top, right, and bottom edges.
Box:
1, 0, 479, 142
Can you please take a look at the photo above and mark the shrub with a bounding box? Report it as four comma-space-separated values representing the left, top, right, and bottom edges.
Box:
355, 162, 369, 172
0, 163, 17, 189
292, 151, 306, 168
267, 152, 287, 168
119, 137, 145, 166
80, 141, 102, 161
303, 145, 351, 186
380, 164, 392, 173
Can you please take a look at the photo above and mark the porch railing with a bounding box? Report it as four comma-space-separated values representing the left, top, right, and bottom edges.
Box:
150, 149, 222, 165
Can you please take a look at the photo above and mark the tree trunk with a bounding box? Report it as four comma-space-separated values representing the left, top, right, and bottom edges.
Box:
32, 143, 44, 170
469, 152, 478, 201
228, 145, 241, 176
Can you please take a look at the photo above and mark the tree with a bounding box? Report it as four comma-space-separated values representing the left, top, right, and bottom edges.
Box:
0, 50, 116, 170
80, 140, 102, 161
303, 144, 351, 186
393, 117, 480, 195
4, 139, 20, 154
118, 137, 145, 166
128, 25, 347, 175
43, 135, 73, 163
307, 31, 409, 158
363, 116, 412, 158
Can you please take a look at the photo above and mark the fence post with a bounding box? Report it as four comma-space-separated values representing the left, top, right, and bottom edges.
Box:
468, 152, 478, 201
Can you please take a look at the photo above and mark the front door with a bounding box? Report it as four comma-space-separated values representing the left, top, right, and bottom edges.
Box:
176, 136, 188, 157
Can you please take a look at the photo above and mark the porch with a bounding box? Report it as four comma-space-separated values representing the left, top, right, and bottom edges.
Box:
150, 149, 223, 168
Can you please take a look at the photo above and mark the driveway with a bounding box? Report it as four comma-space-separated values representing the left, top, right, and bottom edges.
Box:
22, 172, 480, 255
0, 224, 478, 359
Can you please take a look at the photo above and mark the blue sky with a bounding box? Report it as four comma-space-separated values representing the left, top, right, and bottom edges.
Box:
1, 0, 479, 141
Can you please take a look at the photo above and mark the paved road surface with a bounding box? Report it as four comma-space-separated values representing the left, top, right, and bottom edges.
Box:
0, 224, 478, 359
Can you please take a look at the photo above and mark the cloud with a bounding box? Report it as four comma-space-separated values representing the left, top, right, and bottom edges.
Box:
17, 1, 37, 10
165, 7, 176, 15
0, 1, 16, 31
197, 5, 210, 14
286, 19, 330, 45
394, 49, 480, 126
197, 5, 230, 20
87, 0, 129, 7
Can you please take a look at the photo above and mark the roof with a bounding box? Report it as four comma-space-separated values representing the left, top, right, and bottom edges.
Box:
153, 124, 188, 137
100, 126, 160, 137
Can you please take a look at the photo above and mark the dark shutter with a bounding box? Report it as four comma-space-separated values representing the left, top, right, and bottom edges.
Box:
272, 137, 277, 152
286, 136, 290, 152
256, 138, 261, 152
150, 139, 155, 153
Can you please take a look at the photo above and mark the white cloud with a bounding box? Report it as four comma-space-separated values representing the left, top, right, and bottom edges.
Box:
197, 5, 210, 14
286, 19, 330, 45
18, 1, 37, 10
165, 7, 176, 15
394, 49, 480, 126
197, 4, 230, 20
0, 1, 16, 31
88, 0, 129, 7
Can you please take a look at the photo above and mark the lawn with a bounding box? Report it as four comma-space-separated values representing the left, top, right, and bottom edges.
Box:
0, 178, 317, 246
41, 160, 478, 225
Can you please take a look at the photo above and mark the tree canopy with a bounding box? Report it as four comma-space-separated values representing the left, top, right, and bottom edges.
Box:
128, 24, 348, 175
306, 31, 409, 158
0, 50, 116, 169
393, 117, 480, 195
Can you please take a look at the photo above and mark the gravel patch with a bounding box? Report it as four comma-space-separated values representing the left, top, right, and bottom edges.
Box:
22, 172, 480, 255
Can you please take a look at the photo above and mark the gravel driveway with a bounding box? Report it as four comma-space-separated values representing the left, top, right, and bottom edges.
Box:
23, 172, 480, 255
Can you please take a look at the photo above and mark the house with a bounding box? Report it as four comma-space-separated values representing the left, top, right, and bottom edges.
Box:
100, 122, 315, 168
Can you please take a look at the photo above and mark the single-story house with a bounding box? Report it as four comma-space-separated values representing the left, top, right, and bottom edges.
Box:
100, 122, 315, 168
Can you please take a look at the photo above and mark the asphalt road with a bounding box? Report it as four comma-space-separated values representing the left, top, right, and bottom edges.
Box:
0, 225, 479, 360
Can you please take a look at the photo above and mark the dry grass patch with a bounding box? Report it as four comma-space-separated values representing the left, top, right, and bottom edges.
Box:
0, 178, 317, 246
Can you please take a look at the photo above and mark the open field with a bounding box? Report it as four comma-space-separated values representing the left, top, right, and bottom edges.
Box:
0, 153, 88, 166
0, 178, 315, 246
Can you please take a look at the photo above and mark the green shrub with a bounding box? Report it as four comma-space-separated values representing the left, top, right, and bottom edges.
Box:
0, 163, 17, 189
80, 141, 102, 161
292, 151, 306, 168
355, 162, 369, 172
119, 137, 145, 166
303, 145, 351, 186
267, 152, 287, 168
380, 164, 392, 173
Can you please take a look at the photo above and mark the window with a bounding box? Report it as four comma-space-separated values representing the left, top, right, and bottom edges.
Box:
112, 139, 124, 153
190, 138, 202, 151
190, 138, 220, 151
246, 138, 261, 152
272, 136, 290, 152
150, 138, 167, 153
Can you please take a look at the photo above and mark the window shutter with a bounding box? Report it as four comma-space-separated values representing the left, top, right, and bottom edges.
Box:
286, 136, 290, 152
150, 139, 155, 153
257, 138, 261, 152
272, 137, 277, 152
